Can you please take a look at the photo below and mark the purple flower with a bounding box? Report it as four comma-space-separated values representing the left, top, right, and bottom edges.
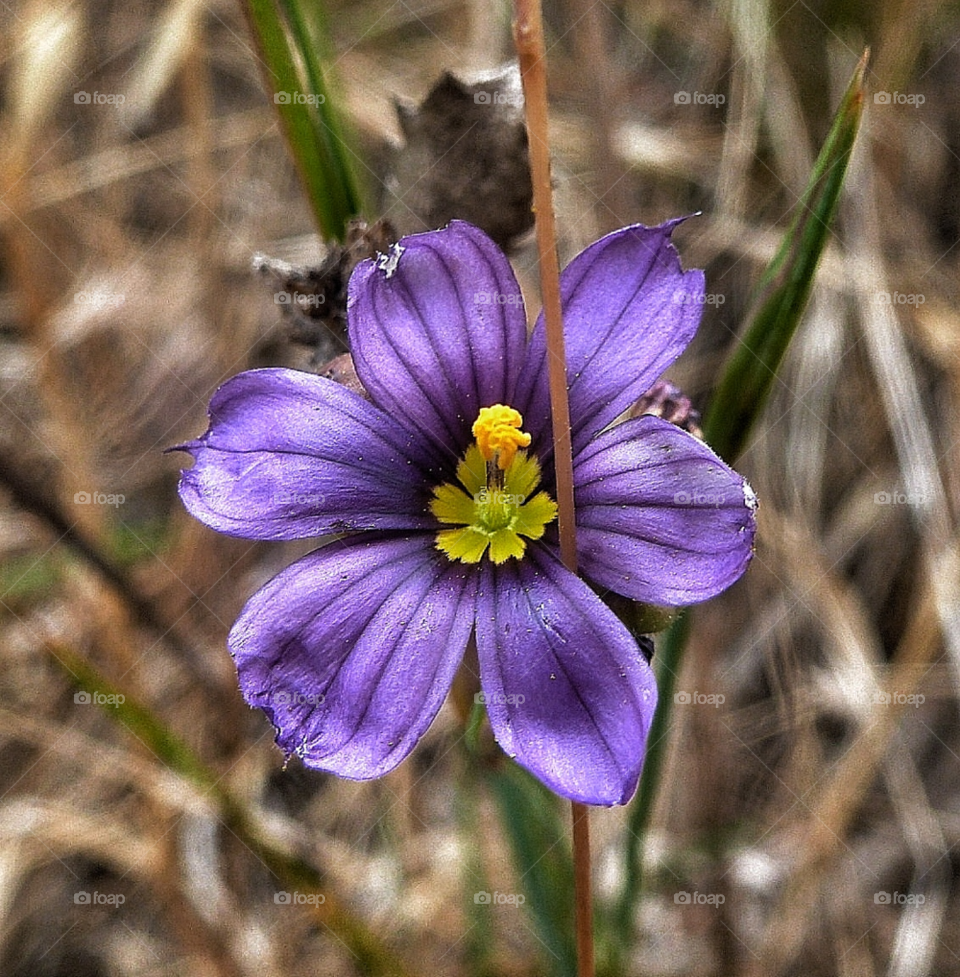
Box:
174, 220, 756, 806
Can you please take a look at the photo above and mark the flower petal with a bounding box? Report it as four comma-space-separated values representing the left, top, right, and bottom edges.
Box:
349, 221, 529, 468
515, 219, 705, 459
476, 545, 657, 806
229, 534, 477, 778
574, 415, 756, 605
175, 369, 435, 539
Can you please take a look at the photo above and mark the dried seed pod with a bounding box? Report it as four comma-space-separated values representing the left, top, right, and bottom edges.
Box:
384, 68, 534, 250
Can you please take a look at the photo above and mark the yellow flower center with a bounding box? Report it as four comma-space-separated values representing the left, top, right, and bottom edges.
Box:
430, 407, 557, 564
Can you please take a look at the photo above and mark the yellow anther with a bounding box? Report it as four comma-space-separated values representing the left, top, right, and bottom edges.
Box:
472, 405, 532, 471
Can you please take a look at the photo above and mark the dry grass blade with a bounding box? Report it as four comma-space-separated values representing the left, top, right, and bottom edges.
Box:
2, 0, 960, 973
120, 0, 208, 130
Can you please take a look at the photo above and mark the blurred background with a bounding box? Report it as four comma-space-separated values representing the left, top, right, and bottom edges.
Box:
1, 0, 959, 974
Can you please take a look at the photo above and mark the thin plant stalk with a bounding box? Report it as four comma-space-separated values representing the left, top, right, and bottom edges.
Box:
513, 3, 593, 976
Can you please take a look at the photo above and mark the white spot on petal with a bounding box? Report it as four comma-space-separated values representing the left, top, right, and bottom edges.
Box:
743, 479, 759, 513
376, 243, 405, 279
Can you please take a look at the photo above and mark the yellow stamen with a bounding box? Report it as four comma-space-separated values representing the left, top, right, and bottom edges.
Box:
472, 405, 532, 471
430, 453, 556, 564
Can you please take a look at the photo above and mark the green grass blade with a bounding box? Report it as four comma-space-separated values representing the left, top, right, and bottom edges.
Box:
485, 762, 577, 977
245, 0, 367, 240
611, 50, 867, 961
611, 612, 690, 944
704, 49, 867, 461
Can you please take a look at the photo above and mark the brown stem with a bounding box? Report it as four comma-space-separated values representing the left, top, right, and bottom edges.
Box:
571, 800, 595, 976
512, 0, 576, 573
513, 4, 592, 977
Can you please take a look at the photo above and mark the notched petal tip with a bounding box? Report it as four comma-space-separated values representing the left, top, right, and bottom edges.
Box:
516, 216, 708, 459
171, 368, 435, 541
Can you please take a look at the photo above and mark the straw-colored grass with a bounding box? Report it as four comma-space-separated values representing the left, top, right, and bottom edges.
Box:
1, 0, 958, 974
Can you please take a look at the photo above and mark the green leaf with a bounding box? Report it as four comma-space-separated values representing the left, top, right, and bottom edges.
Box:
611, 49, 868, 963
245, 0, 367, 241
704, 49, 867, 462
0, 552, 63, 608
485, 761, 577, 977
612, 612, 690, 943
